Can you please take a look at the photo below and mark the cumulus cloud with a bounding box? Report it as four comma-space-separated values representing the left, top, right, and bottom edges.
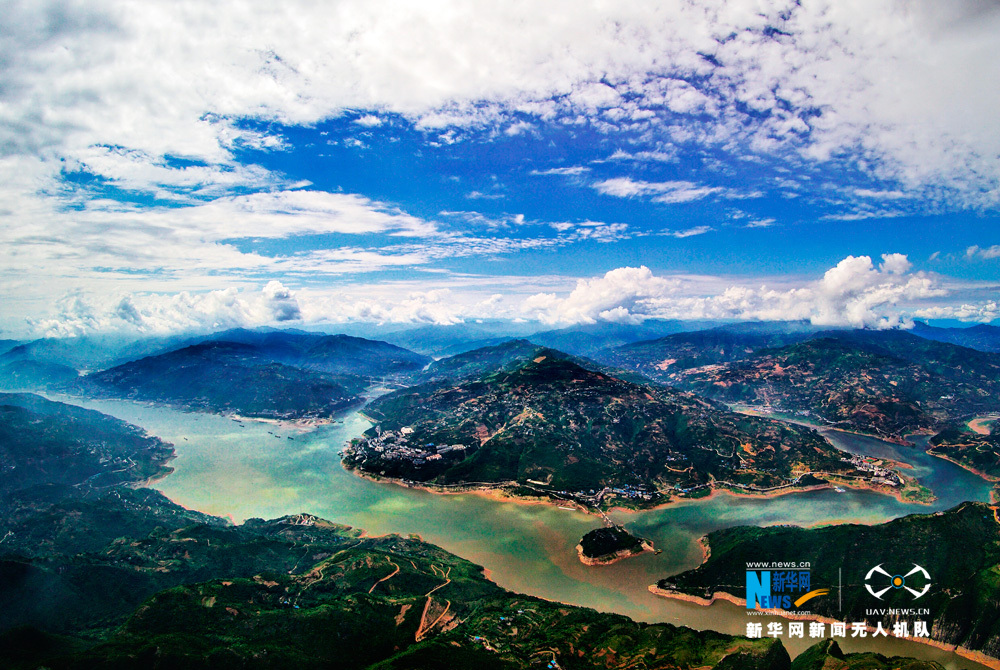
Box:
30, 281, 303, 337
914, 301, 999, 323
522, 267, 677, 325
2, 2, 999, 335
28, 276, 544, 336
354, 115, 383, 127
522, 254, 950, 328
25, 253, 998, 337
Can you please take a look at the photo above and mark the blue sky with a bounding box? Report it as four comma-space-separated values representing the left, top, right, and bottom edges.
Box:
1, 1, 998, 336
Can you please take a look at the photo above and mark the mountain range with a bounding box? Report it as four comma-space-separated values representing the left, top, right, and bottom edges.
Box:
598, 326, 1000, 440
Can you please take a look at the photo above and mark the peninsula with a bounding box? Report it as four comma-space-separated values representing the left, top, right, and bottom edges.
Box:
343, 343, 917, 509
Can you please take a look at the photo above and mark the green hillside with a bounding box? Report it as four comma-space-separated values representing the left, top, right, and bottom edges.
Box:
0, 393, 174, 495
345, 347, 867, 505
76, 341, 364, 419
1, 492, 790, 670
673, 331, 1000, 439
928, 424, 1000, 479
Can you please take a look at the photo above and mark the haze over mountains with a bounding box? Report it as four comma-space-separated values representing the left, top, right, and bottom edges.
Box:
45, 330, 430, 420
3, 319, 998, 434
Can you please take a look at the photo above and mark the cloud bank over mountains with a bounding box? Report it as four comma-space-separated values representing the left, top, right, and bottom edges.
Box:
524, 254, 950, 329
33, 254, 992, 337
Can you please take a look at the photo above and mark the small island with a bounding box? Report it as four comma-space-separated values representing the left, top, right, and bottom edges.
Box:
577, 525, 654, 566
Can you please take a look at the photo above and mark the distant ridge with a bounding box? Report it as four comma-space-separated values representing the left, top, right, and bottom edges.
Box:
910, 320, 1000, 353
75, 341, 364, 420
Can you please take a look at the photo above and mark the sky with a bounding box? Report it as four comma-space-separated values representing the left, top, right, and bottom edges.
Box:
1, 0, 999, 338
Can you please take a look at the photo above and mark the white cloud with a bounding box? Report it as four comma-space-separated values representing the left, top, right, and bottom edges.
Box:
504, 121, 535, 136
667, 226, 712, 238
522, 254, 951, 328
966, 245, 1000, 260
605, 148, 677, 163
30, 281, 303, 337
522, 266, 676, 325
914, 301, 999, 323
24, 253, 998, 337
0, 189, 443, 290
593, 177, 722, 202
354, 115, 383, 127
530, 166, 590, 176
854, 188, 909, 199
592, 177, 760, 204
821, 209, 907, 222
465, 190, 505, 200
2, 1, 999, 334
3, 1, 998, 210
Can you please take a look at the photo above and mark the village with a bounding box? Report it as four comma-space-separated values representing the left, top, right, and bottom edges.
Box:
344, 426, 470, 469
841, 453, 903, 487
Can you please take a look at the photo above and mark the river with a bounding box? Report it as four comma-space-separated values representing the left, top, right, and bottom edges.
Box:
48, 395, 996, 669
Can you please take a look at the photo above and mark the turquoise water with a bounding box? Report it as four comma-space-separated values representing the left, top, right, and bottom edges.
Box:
48, 396, 995, 669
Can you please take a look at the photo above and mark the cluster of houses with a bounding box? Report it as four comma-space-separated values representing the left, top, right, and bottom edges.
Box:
347, 427, 469, 468
842, 453, 902, 486
543, 485, 658, 507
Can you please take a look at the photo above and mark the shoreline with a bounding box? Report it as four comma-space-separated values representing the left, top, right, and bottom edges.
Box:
576, 539, 655, 566
75, 397, 993, 667
224, 412, 342, 432
46, 390, 354, 432
345, 460, 932, 517
968, 416, 999, 436
647, 585, 1000, 670
924, 450, 1000, 483
919, 450, 1000, 503
733, 407, 920, 446
344, 466, 591, 511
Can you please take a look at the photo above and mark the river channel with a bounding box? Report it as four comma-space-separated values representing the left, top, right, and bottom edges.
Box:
48, 395, 996, 668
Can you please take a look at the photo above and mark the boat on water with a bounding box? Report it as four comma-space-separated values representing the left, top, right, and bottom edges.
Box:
834, 486, 846, 493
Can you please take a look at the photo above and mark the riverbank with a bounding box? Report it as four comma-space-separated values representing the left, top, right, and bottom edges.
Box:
733, 406, 925, 446
344, 465, 589, 510
647, 585, 1000, 670
225, 413, 341, 432
576, 539, 654, 566
968, 416, 998, 436
917, 450, 1000, 504
346, 458, 933, 520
